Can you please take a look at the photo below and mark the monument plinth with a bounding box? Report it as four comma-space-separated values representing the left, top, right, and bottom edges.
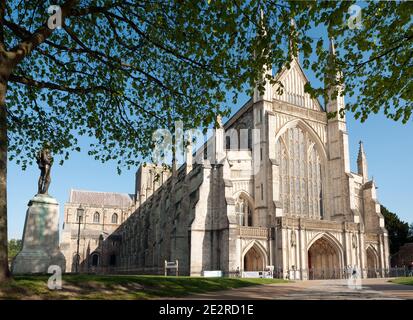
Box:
12, 146, 65, 274
12, 194, 66, 274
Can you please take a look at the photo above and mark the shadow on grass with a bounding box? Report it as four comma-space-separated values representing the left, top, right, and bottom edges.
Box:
0, 275, 288, 300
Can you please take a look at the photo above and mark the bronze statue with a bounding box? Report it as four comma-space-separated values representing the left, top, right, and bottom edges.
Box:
36, 147, 53, 194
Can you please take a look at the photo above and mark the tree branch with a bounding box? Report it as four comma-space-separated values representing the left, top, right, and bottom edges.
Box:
9, 0, 79, 66
63, 25, 189, 98
69, 1, 123, 16
0, 0, 5, 48
3, 19, 84, 54
9, 74, 165, 123
5, 3, 196, 100
350, 33, 413, 70
104, 11, 213, 72
9, 74, 108, 94
100, 12, 144, 52
4, 17, 177, 100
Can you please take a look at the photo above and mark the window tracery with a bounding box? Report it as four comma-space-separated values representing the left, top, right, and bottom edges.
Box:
276, 126, 324, 218
234, 195, 253, 226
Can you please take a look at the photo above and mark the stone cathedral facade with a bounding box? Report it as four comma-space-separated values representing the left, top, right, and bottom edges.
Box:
61, 41, 389, 279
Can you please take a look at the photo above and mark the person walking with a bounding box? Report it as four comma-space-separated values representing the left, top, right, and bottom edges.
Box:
408, 262, 413, 277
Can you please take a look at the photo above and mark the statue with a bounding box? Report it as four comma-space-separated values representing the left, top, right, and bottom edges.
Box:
12, 145, 66, 274
352, 233, 358, 249
291, 230, 297, 247
36, 147, 53, 194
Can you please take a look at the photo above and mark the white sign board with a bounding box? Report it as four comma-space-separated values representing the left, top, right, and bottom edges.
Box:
242, 271, 261, 278
203, 270, 223, 277
165, 262, 177, 268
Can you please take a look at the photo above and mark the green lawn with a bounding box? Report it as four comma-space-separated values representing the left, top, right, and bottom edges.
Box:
390, 277, 413, 286
0, 275, 288, 300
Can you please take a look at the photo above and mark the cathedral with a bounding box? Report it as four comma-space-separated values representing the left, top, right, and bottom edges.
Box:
60, 39, 390, 280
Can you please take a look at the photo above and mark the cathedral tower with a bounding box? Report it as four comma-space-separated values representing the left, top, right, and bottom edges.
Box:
326, 38, 352, 220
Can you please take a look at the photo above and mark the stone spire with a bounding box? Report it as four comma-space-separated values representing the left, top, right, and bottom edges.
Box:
357, 141, 368, 182
214, 115, 225, 164
325, 37, 346, 123
325, 36, 351, 221
185, 133, 193, 174
253, 9, 273, 103
289, 18, 299, 62
172, 157, 177, 177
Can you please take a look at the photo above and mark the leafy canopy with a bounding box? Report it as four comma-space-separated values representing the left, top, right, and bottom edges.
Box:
2, 1, 412, 171
7, 239, 22, 262
381, 205, 410, 255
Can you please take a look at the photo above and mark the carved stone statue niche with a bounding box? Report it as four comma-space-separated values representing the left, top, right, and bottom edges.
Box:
352, 233, 358, 249
36, 147, 53, 195
291, 230, 297, 247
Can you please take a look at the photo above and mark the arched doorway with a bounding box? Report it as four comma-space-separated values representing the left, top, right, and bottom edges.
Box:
308, 236, 341, 279
91, 253, 99, 267
366, 246, 378, 278
243, 244, 265, 271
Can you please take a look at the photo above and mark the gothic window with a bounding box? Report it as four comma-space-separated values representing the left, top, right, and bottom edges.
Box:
236, 124, 252, 150
276, 126, 324, 218
91, 253, 99, 267
111, 213, 118, 224
226, 136, 231, 150
308, 144, 323, 218
235, 195, 253, 226
235, 201, 244, 225
247, 207, 252, 226
93, 212, 100, 223
109, 254, 117, 266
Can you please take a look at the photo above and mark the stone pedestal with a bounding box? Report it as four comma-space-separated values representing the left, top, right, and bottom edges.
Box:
12, 194, 66, 274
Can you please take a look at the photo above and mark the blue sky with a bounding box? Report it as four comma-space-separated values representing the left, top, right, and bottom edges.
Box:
6, 2, 413, 239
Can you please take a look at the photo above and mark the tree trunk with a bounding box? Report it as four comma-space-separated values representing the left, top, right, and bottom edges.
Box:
0, 77, 10, 282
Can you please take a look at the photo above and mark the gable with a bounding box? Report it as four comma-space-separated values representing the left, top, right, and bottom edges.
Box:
226, 106, 253, 131
273, 59, 323, 111
69, 189, 134, 207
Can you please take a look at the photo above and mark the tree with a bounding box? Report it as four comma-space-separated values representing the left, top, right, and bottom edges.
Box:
0, 1, 411, 282
408, 222, 413, 243
381, 205, 410, 255
7, 239, 22, 264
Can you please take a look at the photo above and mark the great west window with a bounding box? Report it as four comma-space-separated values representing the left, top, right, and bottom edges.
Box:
275, 126, 324, 219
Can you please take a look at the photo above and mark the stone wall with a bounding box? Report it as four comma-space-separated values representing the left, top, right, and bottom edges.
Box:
60, 190, 133, 272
